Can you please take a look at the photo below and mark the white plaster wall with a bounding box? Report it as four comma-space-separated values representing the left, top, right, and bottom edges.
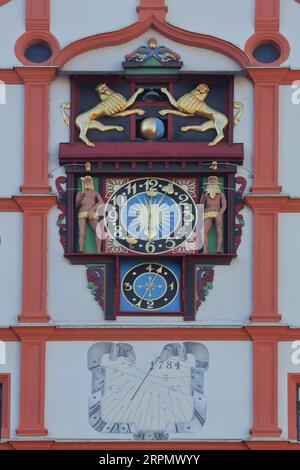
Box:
279, 214, 300, 326
279, 85, 300, 198
0, 0, 24, 67
198, 208, 253, 326
0, 342, 20, 438
0, 213, 22, 326
45, 340, 252, 439
234, 76, 254, 174
51, 0, 140, 48
0, 85, 24, 197
63, 30, 241, 72
49, 76, 71, 174
167, 0, 254, 51
281, 0, 300, 68
48, 207, 104, 325
278, 341, 300, 440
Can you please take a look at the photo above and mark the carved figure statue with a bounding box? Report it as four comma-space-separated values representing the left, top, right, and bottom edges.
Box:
75, 83, 145, 147
159, 84, 243, 146
75, 175, 103, 253
200, 176, 227, 254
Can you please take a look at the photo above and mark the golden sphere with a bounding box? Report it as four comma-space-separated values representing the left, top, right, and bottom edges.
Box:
140, 118, 165, 140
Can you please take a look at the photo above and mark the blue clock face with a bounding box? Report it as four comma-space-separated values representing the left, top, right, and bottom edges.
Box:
120, 260, 181, 313
105, 178, 197, 254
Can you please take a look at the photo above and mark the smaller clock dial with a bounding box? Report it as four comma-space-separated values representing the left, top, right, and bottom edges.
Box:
120, 260, 181, 313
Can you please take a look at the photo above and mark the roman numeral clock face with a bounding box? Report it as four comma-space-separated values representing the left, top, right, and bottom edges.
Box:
104, 178, 197, 254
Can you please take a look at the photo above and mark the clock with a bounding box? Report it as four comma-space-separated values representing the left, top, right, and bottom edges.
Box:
119, 259, 181, 314
88, 341, 209, 440
104, 177, 197, 254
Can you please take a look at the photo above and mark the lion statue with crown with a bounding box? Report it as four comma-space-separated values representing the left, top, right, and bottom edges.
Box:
74, 83, 145, 147
159, 83, 243, 147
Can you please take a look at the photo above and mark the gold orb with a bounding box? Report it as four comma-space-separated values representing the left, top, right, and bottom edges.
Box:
140, 117, 165, 140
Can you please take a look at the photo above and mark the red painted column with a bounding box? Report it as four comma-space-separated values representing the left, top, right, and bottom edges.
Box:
14, 196, 57, 323
14, 328, 54, 437
247, 328, 283, 437
246, 196, 284, 323
26, 0, 50, 31
255, 0, 280, 31
247, 69, 288, 194
137, 0, 168, 22
15, 67, 57, 194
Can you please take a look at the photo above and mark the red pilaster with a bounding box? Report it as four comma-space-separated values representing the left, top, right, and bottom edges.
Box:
14, 196, 57, 323
247, 69, 288, 194
13, 328, 54, 437
255, 0, 280, 31
137, 0, 168, 22
15, 67, 57, 194
0, 374, 11, 439
247, 328, 283, 437
26, 0, 50, 31
246, 196, 285, 323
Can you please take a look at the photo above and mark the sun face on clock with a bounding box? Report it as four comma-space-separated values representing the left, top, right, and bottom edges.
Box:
104, 178, 197, 254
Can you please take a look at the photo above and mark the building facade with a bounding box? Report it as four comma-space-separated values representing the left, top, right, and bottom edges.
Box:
0, 0, 300, 450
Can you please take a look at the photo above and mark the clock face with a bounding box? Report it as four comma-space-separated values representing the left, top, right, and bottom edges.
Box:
120, 260, 181, 313
88, 341, 209, 441
104, 178, 197, 254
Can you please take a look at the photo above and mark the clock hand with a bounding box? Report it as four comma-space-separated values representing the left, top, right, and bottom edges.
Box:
130, 356, 160, 401
144, 185, 174, 240
138, 266, 163, 305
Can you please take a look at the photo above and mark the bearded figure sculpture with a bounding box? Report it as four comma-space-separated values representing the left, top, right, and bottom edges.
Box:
200, 176, 227, 254
75, 175, 104, 253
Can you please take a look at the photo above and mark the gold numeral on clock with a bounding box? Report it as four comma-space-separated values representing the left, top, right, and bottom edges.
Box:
124, 283, 133, 291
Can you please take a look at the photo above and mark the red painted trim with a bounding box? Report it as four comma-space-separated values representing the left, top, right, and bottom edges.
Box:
47, 327, 249, 341
15, 67, 57, 194
288, 373, 300, 440
246, 198, 281, 323
14, 196, 57, 323
14, 328, 52, 437
6, 325, 300, 342
0, 374, 11, 439
0, 198, 21, 212
3, 440, 300, 450
59, 142, 244, 164
0, 70, 22, 84
255, 0, 280, 31
15, 32, 60, 66
246, 196, 300, 213
26, 0, 50, 31
246, 328, 282, 437
245, 32, 290, 67
0, 329, 19, 341
52, 18, 251, 69
247, 68, 284, 195
137, 0, 168, 22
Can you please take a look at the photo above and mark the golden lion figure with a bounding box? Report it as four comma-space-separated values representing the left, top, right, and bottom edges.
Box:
75, 83, 145, 147
159, 84, 243, 147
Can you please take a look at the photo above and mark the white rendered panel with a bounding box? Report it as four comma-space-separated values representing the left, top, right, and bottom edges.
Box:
0, 213, 22, 326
